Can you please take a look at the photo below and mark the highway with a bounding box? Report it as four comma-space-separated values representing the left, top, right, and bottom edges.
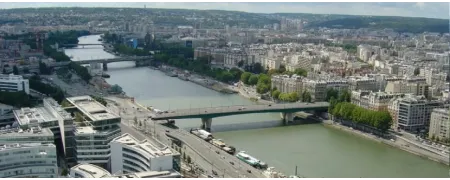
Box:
105, 96, 267, 178
153, 101, 329, 120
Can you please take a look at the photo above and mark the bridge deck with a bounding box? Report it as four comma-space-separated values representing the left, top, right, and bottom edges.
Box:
152, 102, 329, 120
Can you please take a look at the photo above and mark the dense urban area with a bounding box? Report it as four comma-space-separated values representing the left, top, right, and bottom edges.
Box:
0, 6, 448, 178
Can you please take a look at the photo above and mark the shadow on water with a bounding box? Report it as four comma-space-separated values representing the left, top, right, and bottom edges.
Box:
178, 118, 321, 133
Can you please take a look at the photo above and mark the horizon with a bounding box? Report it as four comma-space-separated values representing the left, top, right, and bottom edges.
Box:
0, 2, 449, 19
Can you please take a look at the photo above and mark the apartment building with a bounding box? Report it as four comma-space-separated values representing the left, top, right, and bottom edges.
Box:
66, 96, 121, 169
110, 133, 180, 174
385, 81, 429, 98
271, 74, 303, 94
303, 79, 327, 101
0, 74, 29, 94
389, 95, 444, 132
428, 108, 449, 140
14, 98, 75, 163
348, 76, 378, 92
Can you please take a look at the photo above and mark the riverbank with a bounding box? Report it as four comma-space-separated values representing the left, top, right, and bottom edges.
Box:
323, 120, 449, 166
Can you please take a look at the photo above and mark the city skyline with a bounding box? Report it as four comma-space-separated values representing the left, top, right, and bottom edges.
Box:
0, 2, 448, 19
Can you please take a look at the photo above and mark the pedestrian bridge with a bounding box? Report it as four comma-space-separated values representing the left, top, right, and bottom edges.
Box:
152, 102, 329, 131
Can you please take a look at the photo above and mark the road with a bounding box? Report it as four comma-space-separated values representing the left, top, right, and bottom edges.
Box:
40, 74, 109, 97
153, 101, 329, 120
105, 96, 267, 178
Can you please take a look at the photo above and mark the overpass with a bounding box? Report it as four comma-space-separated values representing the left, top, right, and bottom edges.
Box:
75, 56, 152, 70
152, 102, 329, 132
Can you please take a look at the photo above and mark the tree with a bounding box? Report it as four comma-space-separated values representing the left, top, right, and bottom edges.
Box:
271, 90, 281, 99
414, 67, 420, 76
61, 100, 72, 107
61, 168, 68, 176
301, 91, 312, 102
326, 88, 339, 102
240, 72, 251, 84
252, 63, 263, 74
248, 75, 259, 85
338, 90, 351, 103
12, 65, 19, 75
182, 152, 186, 160
237, 60, 244, 67
187, 155, 192, 164
294, 68, 307, 77
139, 121, 142, 127
134, 116, 138, 125
431, 134, 435, 141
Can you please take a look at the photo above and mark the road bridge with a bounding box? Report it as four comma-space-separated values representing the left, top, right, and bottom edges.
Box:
61, 43, 104, 48
75, 56, 152, 70
152, 102, 329, 132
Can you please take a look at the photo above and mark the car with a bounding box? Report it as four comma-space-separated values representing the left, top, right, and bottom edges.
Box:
164, 111, 169, 113
212, 170, 218, 175
241, 107, 246, 110
165, 130, 170, 133
229, 161, 234, 165
238, 108, 242, 110
268, 104, 272, 106
215, 151, 220, 154
207, 175, 214, 178
247, 170, 252, 173
205, 111, 208, 113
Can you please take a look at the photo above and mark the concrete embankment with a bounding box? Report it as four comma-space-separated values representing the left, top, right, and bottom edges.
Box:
323, 121, 449, 166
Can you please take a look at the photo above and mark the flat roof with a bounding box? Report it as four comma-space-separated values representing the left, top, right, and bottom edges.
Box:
107, 170, 182, 178
0, 124, 53, 139
66, 96, 119, 122
0, 143, 55, 151
111, 133, 176, 158
71, 163, 111, 178
74, 126, 96, 135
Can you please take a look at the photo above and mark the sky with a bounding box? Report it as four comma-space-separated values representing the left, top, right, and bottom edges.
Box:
0, 2, 449, 19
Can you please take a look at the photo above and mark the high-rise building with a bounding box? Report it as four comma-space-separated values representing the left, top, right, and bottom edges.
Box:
66, 96, 121, 169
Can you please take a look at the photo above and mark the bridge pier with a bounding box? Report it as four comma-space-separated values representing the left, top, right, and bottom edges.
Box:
102, 62, 108, 71
201, 118, 212, 132
280, 112, 294, 125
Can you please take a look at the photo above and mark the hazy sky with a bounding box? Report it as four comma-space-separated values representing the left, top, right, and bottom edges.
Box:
0, 2, 449, 19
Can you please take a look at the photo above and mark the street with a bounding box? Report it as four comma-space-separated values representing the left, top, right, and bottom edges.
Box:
105, 96, 267, 178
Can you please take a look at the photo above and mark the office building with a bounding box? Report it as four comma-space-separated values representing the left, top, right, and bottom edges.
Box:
0, 143, 58, 178
429, 108, 449, 140
66, 96, 121, 169
0, 74, 29, 94
107, 170, 182, 178
70, 163, 111, 178
110, 133, 180, 174
13, 98, 75, 163
389, 95, 444, 132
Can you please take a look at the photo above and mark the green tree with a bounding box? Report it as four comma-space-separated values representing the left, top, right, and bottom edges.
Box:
240, 72, 251, 84
61, 168, 68, 176
237, 60, 244, 67
338, 90, 351, 102
326, 88, 339, 102
414, 67, 420, 76
271, 90, 281, 99
431, 134, 435, 141
248, 75, 259, 85
301, 91, 312, 102
12, 65, 19, 75
294, 68, 307, 77
187, 155, 192, 164
61, 99, 72, 107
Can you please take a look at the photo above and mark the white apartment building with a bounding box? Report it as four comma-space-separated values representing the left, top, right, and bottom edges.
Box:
0, 74, 29, 94
351, 91, 404, 111
14, 98, 75, 163
348, 76, 378, 92
0, 143, 58, 178
70, 163, 111, 178
385, 81, 429, 98
429, 108, 449, 140
110, 133, 180, 174
303, 79, 327, 101
271, 74, 303, 94
264, 57, 281, 70
389, 95, 444, 132
0, 103, 14, 126
66, 96, 121, 169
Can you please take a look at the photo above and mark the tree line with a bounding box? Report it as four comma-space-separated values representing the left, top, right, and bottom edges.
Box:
326, 88, 392, 133
29, 75, 65, 102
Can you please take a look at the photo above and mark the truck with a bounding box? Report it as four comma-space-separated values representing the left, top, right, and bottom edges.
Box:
211, 139, 236, 155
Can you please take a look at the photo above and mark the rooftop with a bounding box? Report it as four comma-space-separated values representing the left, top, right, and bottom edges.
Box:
107, 170, 182, 178
14, 107, 60, 126
111, 133, 176, 158
71, 163, 111, 178
66, 96, 119, 122
0, 143, 55, 151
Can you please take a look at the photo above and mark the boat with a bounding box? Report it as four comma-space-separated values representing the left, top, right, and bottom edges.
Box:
165, 71, 178, 77
235, 151, 268, 169
263, 167, 286, 178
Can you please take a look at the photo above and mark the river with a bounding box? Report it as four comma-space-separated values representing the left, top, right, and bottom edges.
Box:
64, 34, 449, 178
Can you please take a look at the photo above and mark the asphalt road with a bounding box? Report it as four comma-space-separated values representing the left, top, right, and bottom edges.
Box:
106, 96, 266, 178
153, 101, 329, 120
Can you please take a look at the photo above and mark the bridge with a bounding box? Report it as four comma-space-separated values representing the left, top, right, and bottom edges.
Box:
61, 43, 104, 48
152, 102, 329, 132
75, 56, 152, 70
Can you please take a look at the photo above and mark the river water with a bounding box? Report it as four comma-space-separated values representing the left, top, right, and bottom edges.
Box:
65, 35, 449, 178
